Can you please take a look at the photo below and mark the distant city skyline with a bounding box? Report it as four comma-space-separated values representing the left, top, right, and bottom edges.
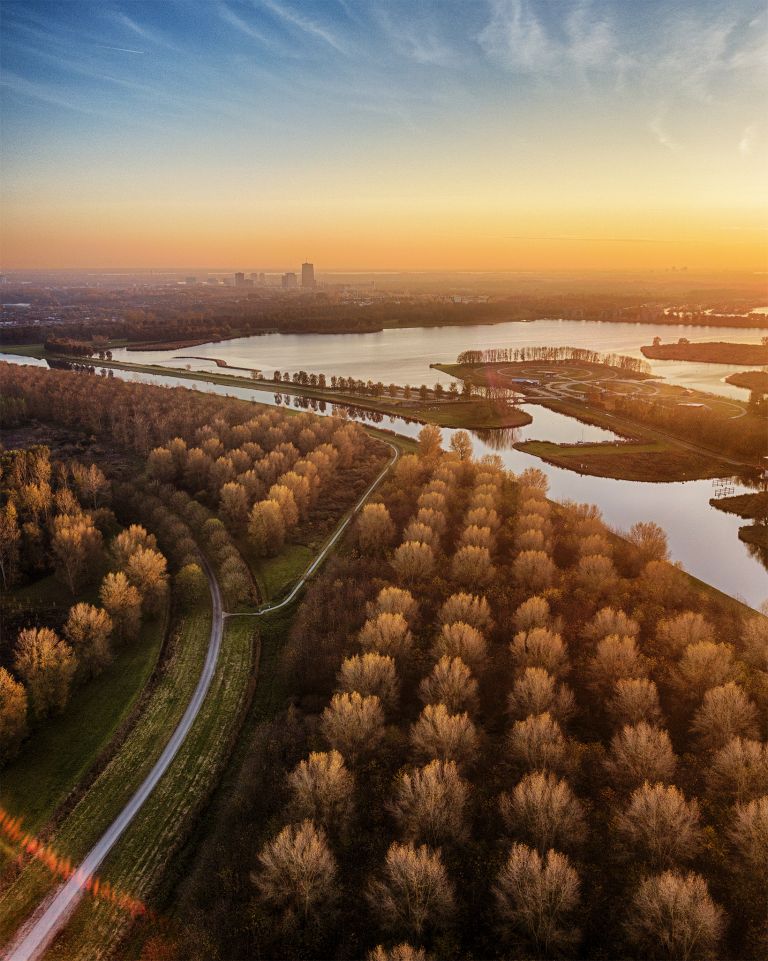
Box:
1, 1, 766, 271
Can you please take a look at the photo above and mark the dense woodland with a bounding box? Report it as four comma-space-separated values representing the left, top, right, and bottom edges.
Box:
0, 363, 381, 770
2, 364, 767, 961
0, 444, 169, 762
164, 428, 768, 961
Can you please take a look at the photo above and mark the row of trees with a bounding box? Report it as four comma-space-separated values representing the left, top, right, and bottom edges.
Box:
170, 424, 768, 961
456, 345, 651, 374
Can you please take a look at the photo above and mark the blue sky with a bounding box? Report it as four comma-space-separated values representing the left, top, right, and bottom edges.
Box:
1, 1, 766, 269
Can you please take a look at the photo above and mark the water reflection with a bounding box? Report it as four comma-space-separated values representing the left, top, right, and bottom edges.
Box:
1, 353, 765, 607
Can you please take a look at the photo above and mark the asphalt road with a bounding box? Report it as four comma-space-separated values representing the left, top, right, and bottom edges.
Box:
3, 437, 399, 961
4, 556, 224, 961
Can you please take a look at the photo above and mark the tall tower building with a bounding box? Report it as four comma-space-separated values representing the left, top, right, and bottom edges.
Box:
234, 271, 245, 286
301, 262, 315, 288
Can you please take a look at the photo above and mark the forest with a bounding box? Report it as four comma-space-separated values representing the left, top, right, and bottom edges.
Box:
154, 427, 768, 961
1, 363, 767, 961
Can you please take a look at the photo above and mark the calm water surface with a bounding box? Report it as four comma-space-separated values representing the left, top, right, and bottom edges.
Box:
112, 317, 768, 400
2, 344, 765, 609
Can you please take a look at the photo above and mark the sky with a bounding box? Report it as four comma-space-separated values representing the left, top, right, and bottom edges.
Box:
1, 0, 766, 271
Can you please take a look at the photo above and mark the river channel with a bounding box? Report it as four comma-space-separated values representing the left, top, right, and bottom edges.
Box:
3, 317, 766, 607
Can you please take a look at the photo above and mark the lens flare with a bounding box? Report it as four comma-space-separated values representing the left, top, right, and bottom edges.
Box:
0, 807, 149, 918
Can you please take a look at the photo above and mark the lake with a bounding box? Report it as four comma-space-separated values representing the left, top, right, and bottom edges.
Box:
3, 320, 766, 609
111, 317, 768, 400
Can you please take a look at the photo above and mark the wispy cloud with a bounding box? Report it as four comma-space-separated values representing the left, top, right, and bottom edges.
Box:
0, 70, 99, 115
257, 0, 349, 54
114, 12, 161, 44
738, 122, 760, 156
649, 113, 681, 153
219, 4, 277, 48
477, 0, 617, 75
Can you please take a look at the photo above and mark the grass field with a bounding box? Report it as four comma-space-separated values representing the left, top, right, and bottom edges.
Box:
518, 439, 730, 482
0, 593, 221, 949
252, 543, 314, 601
0, 608, 167, 833
46, 614, 256, 960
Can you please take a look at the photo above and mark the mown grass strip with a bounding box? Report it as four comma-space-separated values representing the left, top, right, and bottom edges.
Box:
0, 596, 212, 946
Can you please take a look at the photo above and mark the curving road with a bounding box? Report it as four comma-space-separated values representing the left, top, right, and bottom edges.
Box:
3, 437, 399, 961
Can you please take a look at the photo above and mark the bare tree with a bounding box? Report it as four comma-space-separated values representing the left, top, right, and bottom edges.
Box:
438, 592, 493, 632
510, 628, 569, 679
507, 713, 575, 776
670, 642, 738, 704
63, 602, 113, 676
432, 622, 487, 671
368, 945, 429, 961
410, 704, 478, 768
451, 545, 495, 588
286, 751, 355, 835
255, 820, 338, 923
624, 871, 724, 961
515, 528, 547, 552
512, 550, 556, 592
402, 521, 440, 549
606, 678, 663, 728
705, 737, 768, 804
14, 627, 77, 718
459, 524, 495, 551
450, 430, 473, 461
690, 683, 760, 751
500, 771, 587, 854
654, 611, 714, 658
111, 524, 157, 568
125, 546, 169, 616
577, 533, 612, 558
219, 481, 249, 526
417, 491, 447, 513
248, 499, 285, 557
604, 722, 677, 791
417, 425, 443, 460
369, 586, 418, 625
338, 653, 399, 710
51, 514, 103, 594
727, 795, 768, 888
0, 667, 27, 762
466, 506, 501, 532
358, 503, 397, 555
100, 570, 142, 640
586, 634, 648, 698
392, 541, 435, 585
321, 692, 385, 763
575, 554, 617, 597
367, 842, 454, 938
358, 613, 414, 660
741, 615, 768, 672
513, 596, 550, 633
494, 843, 581, 956
582, 606, 639, 644
613, 782, 702, 867
508, 668, 575, 725
418, 657, 479, 715
627, 520, 669, 564
388, 760, 469, 845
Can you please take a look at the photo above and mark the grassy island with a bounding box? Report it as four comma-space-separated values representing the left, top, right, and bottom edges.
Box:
641, 341, 768, 365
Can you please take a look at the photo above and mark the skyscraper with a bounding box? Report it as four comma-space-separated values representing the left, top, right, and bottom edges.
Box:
234, 271, 245, 286
282, 272, 298, 289
301, 262, 315, 288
